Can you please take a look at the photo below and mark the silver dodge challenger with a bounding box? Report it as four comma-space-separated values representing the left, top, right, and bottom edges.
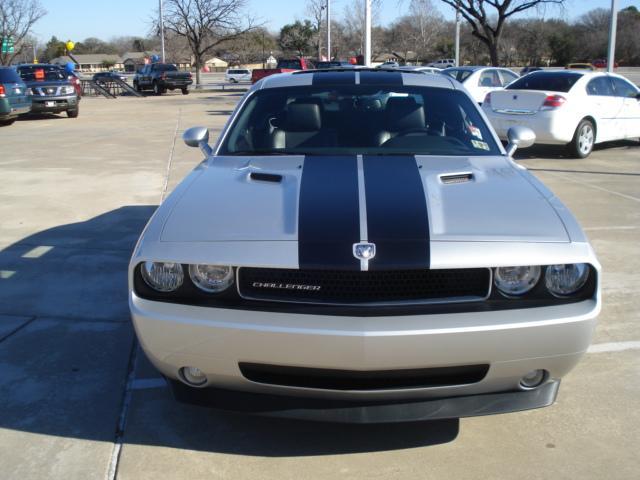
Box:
129, 69, 600, 423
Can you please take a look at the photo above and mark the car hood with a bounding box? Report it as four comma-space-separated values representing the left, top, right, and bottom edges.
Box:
24, 80, 70, 88
159, 155, 568, 244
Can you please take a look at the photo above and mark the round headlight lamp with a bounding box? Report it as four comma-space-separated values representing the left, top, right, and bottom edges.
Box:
141, 262, 184, 292
189, 264, 234, 293
545, 264, 590, 297
494, 266, 541, 296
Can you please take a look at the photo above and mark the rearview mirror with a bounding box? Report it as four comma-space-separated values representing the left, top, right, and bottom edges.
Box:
506, 126, 536, 156
183, 126, 212, 157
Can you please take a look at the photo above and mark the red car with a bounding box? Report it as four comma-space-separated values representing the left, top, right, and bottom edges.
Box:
592, 59, 619, 69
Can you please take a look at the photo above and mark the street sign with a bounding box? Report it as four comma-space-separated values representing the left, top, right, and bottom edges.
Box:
1, 37, 15, 54
8, 37, 14, 54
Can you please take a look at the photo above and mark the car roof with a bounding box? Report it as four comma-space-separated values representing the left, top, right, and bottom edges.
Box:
257, 68, 457, 90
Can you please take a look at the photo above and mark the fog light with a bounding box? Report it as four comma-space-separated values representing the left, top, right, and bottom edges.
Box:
180, 366, 207, 386
520, 369, 547, 389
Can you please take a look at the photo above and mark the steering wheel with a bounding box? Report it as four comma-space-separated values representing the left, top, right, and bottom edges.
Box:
395, 127, 432, 137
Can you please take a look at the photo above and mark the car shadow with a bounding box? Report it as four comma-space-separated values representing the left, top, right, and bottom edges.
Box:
17, 113, 68, 121
206, 110, 234, 115
514, 139, 639, 160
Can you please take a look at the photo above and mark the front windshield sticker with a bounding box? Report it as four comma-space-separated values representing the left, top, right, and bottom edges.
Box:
471, 140, 490, 151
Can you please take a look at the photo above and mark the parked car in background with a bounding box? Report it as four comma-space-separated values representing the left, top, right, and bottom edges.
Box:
397, 66, 442, 74
16, 64, 79, 118
0, 66, 31, 126
427, 58, 455, 68
566, 63, 595, 71
482, 70, 640, 158
93, 71, 128, 83
441, 66, 519, 104
377, 61, 399, 68
66, 70, 83, 97
225, 68, 252, 83
133, 63, 193, 95
520, 66, 543, 76
130, 69, 601, 423
592, 59, 618, 69
315, 61, 355, 69
251, 58, 312, 84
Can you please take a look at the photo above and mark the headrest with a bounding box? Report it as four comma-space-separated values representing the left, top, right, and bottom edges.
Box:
385, 97, 425, 132
285, 101, 322, 132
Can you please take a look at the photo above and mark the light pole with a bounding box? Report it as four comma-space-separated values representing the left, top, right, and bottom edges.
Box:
606, 0, 618, 72
364, 0, 371, 66
159, 0, 166, 62
327, 0, 331, 61
455, 7, 460, 67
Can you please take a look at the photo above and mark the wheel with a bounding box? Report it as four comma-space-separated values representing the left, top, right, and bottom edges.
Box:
133, 81, 141, 92
153, 81, 162, 95
67, 108, 79, 118
0, 118, 16, 126
181, 88, 189, 95
567, 119, 595, 158
230, 78, 238, 83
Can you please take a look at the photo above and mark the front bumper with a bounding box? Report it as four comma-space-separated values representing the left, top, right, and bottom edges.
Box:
169, 378, 560, 423
31, 95, 78, 113
131, 293, 598, 420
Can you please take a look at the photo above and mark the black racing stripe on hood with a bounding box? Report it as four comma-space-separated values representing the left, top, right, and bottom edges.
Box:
298, 156, 360, 270
312, 71, 356, 85
359, 71, 403, 86
363, 155, 430, 270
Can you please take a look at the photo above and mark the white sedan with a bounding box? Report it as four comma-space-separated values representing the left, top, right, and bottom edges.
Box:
482, 71, 640, 158
441, 66, 519, 104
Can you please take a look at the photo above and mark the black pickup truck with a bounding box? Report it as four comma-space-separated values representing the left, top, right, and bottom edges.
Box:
133, 63, 193, 95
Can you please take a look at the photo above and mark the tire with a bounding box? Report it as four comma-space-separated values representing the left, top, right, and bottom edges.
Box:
230, 78, 238, 83
181, 88, 189, 95
67, 108, 79, 118
0, 118, 16, 126
567, 119, 595, 158
133, 81, 141, 92
153, 81, 162, 95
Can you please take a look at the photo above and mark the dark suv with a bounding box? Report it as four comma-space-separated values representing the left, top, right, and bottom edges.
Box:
0, 67, 32, 126
16, 64, 80, 118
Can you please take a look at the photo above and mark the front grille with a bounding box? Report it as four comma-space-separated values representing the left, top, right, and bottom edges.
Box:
238, 267, 491, 306
239, 363, 490, 390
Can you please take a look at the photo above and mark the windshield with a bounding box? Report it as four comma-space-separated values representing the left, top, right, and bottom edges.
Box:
156, 64, 177, 71
219, 85, 500, 157
441, 68, 473, 83
507, 72, 582, 93
17, 66, 66, 82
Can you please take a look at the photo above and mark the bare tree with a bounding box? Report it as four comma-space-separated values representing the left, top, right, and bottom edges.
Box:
436, 0, 565, 66
306, 0, 325, 60
0, 0, 46, 65
161, 0, 258, 85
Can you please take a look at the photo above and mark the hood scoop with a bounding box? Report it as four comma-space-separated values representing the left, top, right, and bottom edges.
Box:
439, 172, 474, 184
249, 172, 283, 183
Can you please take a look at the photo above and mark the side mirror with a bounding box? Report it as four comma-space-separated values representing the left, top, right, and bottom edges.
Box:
183, 126, 212, 157
506, 126, 536, 156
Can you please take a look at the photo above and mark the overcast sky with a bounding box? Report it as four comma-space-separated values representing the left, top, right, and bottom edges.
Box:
33, 0, 639, 43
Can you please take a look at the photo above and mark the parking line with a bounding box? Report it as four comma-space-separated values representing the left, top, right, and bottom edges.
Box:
587, 341, 640, 354
544, 171, 640, 203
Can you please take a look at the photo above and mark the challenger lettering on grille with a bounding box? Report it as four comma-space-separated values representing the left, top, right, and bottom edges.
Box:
252, 282, 322, 292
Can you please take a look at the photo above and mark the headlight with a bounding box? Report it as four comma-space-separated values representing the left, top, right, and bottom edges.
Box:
494, 266, 541, 296
189, 264, 234, 293
545, 264, 590, 296
140, 262, 184, 292
62, 85, 75, 94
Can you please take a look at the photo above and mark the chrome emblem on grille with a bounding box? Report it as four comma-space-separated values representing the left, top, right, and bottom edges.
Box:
353, 242, 376, 261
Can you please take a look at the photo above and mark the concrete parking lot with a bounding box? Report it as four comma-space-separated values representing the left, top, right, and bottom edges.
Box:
0, 92, 638, 480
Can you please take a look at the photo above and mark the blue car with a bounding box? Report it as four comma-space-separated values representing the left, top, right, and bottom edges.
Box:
0, 67, 31, 126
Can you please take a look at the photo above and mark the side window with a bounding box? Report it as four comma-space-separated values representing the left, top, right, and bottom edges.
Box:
478, 70, 500, 87
586, 77, 614, 96
499, 70, 518, 86
611, 77, 638, 98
